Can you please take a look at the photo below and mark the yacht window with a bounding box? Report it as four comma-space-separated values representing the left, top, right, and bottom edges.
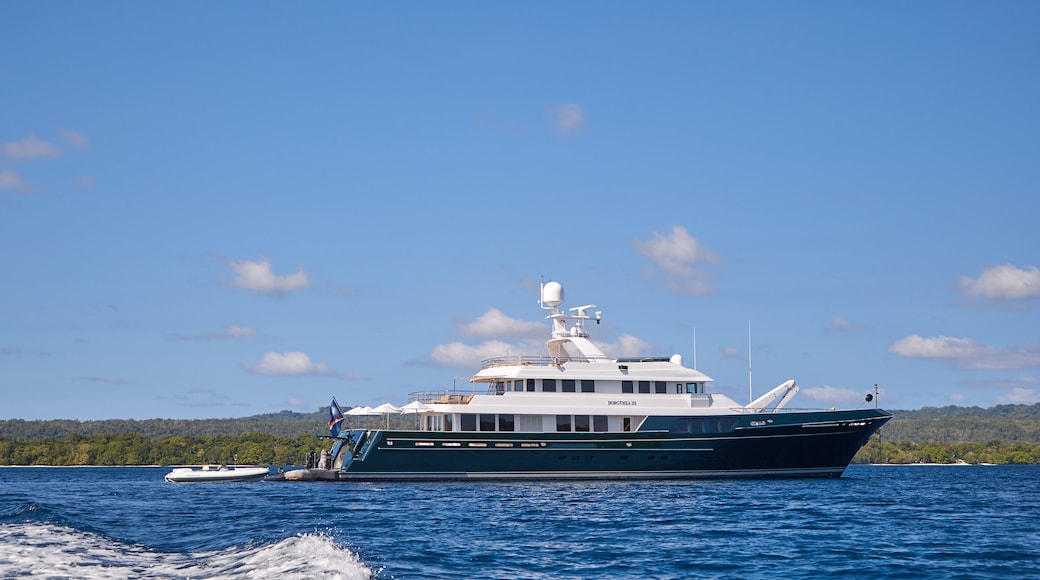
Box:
670, 418, 691, 434
623, 417, 633, 432
622, 380, 634, 394
720, 417, 738, 432
686, 383, 697, 394
655, 381, 667, 394
562, 379, 576, 392
556, 415, 571, 432
493, 381, 506, 394
593, 415, 608, 432
526, 379, 536, 392
574, 415, 590, 432
689, 418, 705, 433
498, 414, 515, 432
461, 414, 476, 432
543, 379, 557, 392
676, 383, 683, 394
638, 381, 651, 394
581, 380, 595, 393
479, 414, 496, 431
445, 414, 453, 432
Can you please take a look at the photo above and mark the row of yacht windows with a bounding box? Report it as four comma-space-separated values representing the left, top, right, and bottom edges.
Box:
497, 380, 706, 394
448, 414, 635, 433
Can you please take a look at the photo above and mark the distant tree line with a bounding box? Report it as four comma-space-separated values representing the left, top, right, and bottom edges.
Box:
0, 432, 324, 466
2, 403, 1039, 466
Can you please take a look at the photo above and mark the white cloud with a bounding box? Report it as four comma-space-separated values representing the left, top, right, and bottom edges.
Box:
550, 104, 585, 135
227, 258, 311, 294
167, 325, 259, 342
243, 351, 333, 376
633, 226, 720, 295
889, 335, 1040, 370
2, 134, 59, 160
721, 346, 742, 359
949, 393, 968, 404
459, 308, 544, 340
800, 385, 865, 405
0, 169, 26, 192
997, 388, 1040, 404
60, 130, 90, 151
959, 264, 1040, 301
429, 340, 520, 368
594, 334, 652, 358
824, 316, 867, 334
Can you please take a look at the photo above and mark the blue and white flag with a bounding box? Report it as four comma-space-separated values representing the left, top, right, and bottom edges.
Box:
328, 398, 344, 438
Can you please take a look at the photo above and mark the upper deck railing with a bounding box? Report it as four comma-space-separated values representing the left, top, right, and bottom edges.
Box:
479, 354, 612, 368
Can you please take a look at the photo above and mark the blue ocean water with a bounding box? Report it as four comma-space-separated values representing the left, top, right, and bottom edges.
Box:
2, 465, 1039, 579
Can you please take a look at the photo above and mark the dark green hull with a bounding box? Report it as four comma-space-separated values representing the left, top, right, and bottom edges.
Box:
333, 408, 891, 480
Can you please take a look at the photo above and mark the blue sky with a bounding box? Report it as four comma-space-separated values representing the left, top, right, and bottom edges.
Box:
2, 3, 1038, 420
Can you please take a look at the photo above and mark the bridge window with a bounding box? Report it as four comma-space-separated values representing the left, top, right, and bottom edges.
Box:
638, 381, 650, 393
581, 380, 595, 393
622, 380, 633, 393
543, 379, 556, 392
562, 379, 576, 392
526, 379, 536, 392
655, 381, 667, 394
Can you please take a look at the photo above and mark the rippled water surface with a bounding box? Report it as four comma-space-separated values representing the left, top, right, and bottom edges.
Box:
2, 465, 1039, 578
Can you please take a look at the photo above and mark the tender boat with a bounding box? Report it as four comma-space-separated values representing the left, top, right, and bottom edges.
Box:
164, 464, 270, 483
325, 280, 891, 480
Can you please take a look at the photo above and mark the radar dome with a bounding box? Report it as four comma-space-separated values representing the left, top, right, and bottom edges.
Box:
541, 281, 564, 307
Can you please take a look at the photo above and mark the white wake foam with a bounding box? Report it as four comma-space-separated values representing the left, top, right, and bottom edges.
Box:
0, 523, 371, 579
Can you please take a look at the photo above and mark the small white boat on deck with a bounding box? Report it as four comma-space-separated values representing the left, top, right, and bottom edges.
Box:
164, 464, 270, 483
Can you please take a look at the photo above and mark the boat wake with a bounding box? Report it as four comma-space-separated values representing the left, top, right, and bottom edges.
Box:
0, 522, 372, 579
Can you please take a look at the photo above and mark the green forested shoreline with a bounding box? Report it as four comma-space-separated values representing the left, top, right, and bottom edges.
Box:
2, 403, 1039, 466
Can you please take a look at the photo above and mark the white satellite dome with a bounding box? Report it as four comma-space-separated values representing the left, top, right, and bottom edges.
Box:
541, 281, 564, 307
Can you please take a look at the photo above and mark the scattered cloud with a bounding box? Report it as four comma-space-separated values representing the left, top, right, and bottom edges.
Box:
429, 340, 521, 368
633, 226, 720, 295
550, 104, 585, 135
167, 325, 259, 342
997, 388, 1040, 405
329, 282, 361, 298
889, 335, 1040, 370
594, 334, 652, 358
800, 385, 866, 405
0, 169, 27, 192
721, 346, 742, 359
2, 134, 59, 160
59, 130, 90, 151
227, 257, 311, 295
458, 308, 544, 340
74, 174, 96, 191
959, 264, 1040, 302
949, 393, 968, 404
823, 316, 868, 334
243, 351, 339, 377
1, 347, 23, 355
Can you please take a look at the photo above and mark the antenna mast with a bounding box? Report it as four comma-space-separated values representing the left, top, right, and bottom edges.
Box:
748, 320, 753, 405
693, 327, 698, 370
